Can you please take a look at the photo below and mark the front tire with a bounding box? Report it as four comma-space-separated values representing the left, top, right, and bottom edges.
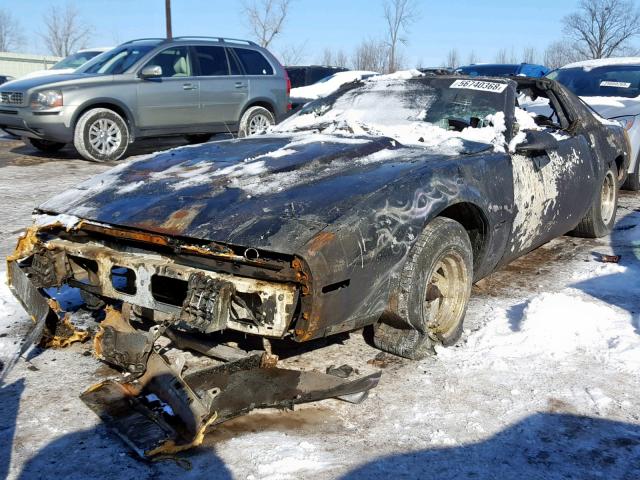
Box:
572, 167, 619, 238
373, 217, 473, 360
238, 106, 275, 138
73, 108, 129, 162
28, 138, 65, 153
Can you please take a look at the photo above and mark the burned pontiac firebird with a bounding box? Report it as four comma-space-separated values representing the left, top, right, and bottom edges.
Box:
7, 74, 629, 456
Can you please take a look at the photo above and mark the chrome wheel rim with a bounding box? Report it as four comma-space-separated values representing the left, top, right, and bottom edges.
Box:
600, 171, 616, 224
423, 251, 468, 339
247, 113, 271, 135
88, 118, 121, 155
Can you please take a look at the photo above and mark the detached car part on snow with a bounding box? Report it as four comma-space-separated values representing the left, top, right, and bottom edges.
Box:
7, 74, 629, 455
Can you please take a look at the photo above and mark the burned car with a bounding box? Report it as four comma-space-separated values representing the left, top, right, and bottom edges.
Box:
7, 73, 629, 456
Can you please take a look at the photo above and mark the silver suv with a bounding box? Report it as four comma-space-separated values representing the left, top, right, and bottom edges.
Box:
0, 37, 290, 161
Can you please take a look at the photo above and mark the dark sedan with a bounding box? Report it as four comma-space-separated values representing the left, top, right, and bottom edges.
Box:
9, 73, 628, 361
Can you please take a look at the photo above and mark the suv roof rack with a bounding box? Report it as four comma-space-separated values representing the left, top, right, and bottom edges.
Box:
121, 38, 167, 45
171, 36, 257, 46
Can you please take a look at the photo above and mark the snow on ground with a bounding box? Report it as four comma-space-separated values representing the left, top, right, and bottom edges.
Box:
0, 137, 639, 479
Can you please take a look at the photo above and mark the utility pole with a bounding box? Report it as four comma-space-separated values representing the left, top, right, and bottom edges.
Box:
165, 0, 173, 39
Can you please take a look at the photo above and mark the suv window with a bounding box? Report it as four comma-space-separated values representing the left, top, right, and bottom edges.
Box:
228, 50, 242, 75
233, 48, 274, 75
145, 47, 192, 77
81, 45, 156, 75
194, 46, 229, 76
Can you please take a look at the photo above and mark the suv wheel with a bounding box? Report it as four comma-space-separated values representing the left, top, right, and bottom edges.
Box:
238, 106, 275, 138
74, 108, 129, 162
28, 138, 66, 153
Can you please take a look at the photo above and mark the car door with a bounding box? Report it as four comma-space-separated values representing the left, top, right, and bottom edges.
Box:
504, 91, 599, 258
193, 45, 247, 127
136, 46, 200, 130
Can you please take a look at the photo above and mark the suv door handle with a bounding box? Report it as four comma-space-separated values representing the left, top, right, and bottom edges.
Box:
183, 83, 198, 90
235, 82, 247, 89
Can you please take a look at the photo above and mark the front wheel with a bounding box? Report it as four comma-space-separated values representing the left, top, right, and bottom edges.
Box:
571, 167, 619, 238
373, 217, 473, 360
238, 106, 275, 138
73, 108, 130, 162
28, 138, 65, 153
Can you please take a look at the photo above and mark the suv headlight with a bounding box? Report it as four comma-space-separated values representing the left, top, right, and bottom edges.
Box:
614, 115, 636, 131
31, 90, 63, 109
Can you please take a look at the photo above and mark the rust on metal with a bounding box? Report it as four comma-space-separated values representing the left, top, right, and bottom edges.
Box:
304, 231, 336, 256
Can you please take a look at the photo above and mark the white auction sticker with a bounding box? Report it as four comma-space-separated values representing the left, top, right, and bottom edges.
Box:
600, 80, 631, 88
450, 79, 508, 93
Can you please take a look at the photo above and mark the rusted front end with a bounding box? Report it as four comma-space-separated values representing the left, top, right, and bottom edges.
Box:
6, 217, 380, 458
8, 218, 307, 342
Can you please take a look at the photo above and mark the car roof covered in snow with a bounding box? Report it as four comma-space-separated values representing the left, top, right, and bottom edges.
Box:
561, 57, 640, 70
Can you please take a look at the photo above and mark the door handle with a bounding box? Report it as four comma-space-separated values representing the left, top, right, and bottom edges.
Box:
235, 82, 247, 89
183, 83, 198, 90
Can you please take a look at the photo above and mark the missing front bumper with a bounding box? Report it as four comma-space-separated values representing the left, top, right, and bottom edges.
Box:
81, 351, 380, 458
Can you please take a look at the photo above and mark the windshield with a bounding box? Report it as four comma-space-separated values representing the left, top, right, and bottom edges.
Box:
77, 44, 157, 75
52, 51, 102, 70
457, 65, 519, 77
548, 65, 640, 98
275, 75, 510, 150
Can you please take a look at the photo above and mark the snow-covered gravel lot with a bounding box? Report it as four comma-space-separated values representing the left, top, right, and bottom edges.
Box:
0, 135, 639, 479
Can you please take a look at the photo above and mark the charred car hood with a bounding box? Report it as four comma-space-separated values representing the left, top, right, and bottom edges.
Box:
38, 133, 490, 252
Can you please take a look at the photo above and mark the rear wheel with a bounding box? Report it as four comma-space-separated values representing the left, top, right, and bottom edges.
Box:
572, 167, 619, 238
184, 133, 214, 144
373, 217, 473, 360
28, 138, 65, 153
238, 106, 275, 138
74, 108, 129, 162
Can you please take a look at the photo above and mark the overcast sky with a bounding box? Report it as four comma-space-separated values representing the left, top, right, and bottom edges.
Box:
12, 0, 582, 66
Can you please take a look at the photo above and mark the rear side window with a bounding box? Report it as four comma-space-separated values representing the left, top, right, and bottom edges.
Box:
233, 48, 274, 75
194, 46, 229, 76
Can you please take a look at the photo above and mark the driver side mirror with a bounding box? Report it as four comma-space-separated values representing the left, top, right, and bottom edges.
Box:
139, 65, 162, 79
514, 130, 559, 155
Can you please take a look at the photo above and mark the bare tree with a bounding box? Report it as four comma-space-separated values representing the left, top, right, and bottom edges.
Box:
320, 47, 333, 65
467, 50, 479, 65
352, 38, 388, 72
382, 0, 418, 73
0, 9, 24, 51
495, 47, 517, 64
319, 48, 349, 67
495, 48, 508, 64
41, 3, 91, 57
242, 0, 291, 48
522, 46, 539, 64
563, 0, 640, 58
445, 48, 460, 69
544, 40, 587, 69
278, 43, 306, 65
336, 50, 349, 68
